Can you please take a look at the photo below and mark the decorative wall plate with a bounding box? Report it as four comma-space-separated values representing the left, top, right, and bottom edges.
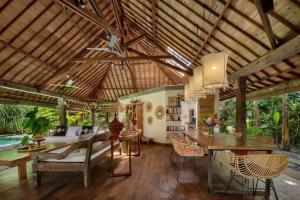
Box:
147, 116, 153, 125
145, 102, 152, 112
155, 106, 165, 120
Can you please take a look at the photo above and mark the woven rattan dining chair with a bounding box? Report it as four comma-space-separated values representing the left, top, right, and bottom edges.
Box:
221, 151, 288, 200
169, 134, 204, 182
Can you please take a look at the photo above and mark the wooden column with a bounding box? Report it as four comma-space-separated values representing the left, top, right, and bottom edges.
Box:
90, 110, 96, 127
253, 100, 261, 127
281, 94, 290, 149
235, 76, 247, 140
58, 97, 67, 126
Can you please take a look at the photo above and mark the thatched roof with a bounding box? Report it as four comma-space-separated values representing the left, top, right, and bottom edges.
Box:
0, 0, 299, 108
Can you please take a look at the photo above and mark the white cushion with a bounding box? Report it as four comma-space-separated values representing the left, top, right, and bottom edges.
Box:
66, 126, 81, 137
44, 141, 119, 163
45, 136, 80, 143
92, 127, 98, 134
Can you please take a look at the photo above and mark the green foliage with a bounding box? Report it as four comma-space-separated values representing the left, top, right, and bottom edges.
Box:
38, 107, 59, 129
21, 134, 30, 145
0, 104, 31, 134
273, 112, 280, 127
220, 92, 300, 147
22, 107, 50, 136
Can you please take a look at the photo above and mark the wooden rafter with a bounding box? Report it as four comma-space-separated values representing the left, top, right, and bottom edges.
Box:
255, 0, 277, 49
151, 0, 158, 39
229, 35, 300, 81
37, 36, 105, 89
191, 0, 232, 65
71, 55, 171, 62
55, 0, 123, 37
127, 48, 192, 75
110, 0, 124, 34
124, 33, 147, 47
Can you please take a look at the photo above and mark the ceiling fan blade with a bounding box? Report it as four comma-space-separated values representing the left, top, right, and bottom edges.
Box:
86, 47, 108, 51
108, 34, 117, 49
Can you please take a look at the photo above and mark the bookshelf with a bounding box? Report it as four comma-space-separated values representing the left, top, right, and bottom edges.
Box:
166, 96, 183, 132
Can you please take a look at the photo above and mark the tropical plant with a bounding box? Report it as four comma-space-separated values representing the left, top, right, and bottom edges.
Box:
22, 107, 50, 136
0, 104, 30, 134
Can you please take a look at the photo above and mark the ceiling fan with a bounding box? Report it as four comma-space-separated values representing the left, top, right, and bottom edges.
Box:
87, 34, 124, 57
49, 75, 81, 91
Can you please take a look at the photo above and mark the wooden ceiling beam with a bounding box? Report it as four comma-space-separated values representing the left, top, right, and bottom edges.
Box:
229, 35, 300, 81
151, 0, 158, 39
37, 36, 105, 89
88, 64, 111, 98
254, 0, 277, 49
247, 78, 300, 100
192, 0, 232, 65
71, 55, 171, 62
0, 80, 94, 104
110, 0, 124, 35
55, 0, 123, 37
127, 47, 193, 75
88, 0, 104, 17
268, 10, 300, 33
124, 33, 147, 47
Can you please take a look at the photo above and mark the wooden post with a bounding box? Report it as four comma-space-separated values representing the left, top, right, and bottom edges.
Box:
281, 94, 290, 149
90, 110, 95, 127
253, 100, 261, 127
58, 97, 67, 126
235, 76, 247, 140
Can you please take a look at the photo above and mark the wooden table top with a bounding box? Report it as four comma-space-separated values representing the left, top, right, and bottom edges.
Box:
0, 142, 72, 167
183, 129, 277, 151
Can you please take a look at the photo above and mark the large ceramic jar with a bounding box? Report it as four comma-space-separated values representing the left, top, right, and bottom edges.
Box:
108, 113, 123, 139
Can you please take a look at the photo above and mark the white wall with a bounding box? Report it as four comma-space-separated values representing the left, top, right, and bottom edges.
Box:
119, 88, 184, 143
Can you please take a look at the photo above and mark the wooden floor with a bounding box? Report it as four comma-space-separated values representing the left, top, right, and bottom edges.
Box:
0, 144, 299, 200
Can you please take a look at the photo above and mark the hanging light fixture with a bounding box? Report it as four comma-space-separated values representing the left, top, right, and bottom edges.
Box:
202, 52, 229, 89
193, 67, 214, 96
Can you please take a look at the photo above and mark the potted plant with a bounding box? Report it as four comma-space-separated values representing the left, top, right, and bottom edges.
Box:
21, 107, 49, 146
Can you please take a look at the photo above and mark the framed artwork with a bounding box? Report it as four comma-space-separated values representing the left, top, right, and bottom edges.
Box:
155, 106, 165, 120
145, 102, 152, 112
147, 116, 153, 125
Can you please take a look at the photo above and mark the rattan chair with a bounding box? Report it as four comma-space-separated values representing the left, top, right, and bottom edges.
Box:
221, 151, 288, 199
169, 133, 204, 182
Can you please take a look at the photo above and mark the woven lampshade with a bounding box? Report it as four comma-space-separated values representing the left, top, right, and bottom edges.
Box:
202, 52, 229, 89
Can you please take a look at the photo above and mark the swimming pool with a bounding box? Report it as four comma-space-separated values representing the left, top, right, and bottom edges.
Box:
0, 136, 22, 149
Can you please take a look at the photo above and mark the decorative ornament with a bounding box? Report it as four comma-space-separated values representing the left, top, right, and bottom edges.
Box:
145, 102, 152, 112
147, 116, 153, 125
155, 106, 165, 120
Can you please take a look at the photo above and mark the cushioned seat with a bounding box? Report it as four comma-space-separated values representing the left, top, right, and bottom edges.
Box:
45, 141, 119, 163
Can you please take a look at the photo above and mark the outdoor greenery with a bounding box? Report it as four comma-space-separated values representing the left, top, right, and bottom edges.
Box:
0, 105, 106, 136
219, 92, 300, 147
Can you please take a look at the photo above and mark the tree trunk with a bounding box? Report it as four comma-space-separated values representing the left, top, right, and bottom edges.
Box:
253, 100, 261, 127
281, 94, 290, 150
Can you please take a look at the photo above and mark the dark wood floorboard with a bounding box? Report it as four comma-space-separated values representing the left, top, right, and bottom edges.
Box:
0, 144, 299, 200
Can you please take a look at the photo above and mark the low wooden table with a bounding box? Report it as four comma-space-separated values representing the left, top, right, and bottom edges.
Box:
0, 142, 71, 181
183, 129, 277, 199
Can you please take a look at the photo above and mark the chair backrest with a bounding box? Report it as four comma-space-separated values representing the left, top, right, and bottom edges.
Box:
254, 135, 274, 144
235, 154, 288, 179
84, 132, 111, 164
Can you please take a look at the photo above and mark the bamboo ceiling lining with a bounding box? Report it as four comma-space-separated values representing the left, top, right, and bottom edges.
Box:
0, 0, 299, 107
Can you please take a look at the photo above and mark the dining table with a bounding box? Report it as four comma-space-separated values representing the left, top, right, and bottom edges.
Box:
183, 129, 277, 199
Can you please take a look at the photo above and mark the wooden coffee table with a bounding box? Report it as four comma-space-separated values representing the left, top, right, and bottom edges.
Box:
0, 143, 70, 181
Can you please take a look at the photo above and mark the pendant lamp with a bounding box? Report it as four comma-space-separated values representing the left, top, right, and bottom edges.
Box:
202, 52, 229, 89
193, 67, 214, 97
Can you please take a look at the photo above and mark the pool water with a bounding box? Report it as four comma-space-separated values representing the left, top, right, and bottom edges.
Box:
0, 136, 21, 148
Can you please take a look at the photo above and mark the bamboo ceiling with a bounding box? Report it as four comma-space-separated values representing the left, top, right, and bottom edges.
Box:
0, 0, 299, 108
